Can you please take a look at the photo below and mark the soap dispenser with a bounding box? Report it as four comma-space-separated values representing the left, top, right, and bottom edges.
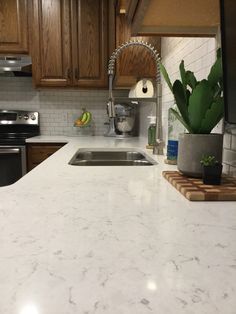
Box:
147, 116, 156, 147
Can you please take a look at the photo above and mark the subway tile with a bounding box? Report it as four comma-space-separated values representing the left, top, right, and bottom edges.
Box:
207, 39, 217, 53
231, 134, 236, 151
223, 133, 232, 149
223, 148, 236, 165
222, 163, 230, 174
229, 166, 236, 177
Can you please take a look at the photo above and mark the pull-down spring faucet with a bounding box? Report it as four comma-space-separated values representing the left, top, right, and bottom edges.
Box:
106, 40, 164, 155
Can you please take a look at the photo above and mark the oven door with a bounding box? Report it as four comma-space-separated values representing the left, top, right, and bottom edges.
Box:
0, 145, 26, 187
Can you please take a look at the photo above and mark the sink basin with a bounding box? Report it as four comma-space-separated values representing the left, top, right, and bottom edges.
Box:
68, 148, 157, 166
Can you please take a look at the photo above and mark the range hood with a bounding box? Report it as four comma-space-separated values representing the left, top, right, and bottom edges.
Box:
0, 55, 32, 73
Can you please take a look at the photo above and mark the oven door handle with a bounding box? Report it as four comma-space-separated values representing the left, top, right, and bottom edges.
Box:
0, 148, 20, 154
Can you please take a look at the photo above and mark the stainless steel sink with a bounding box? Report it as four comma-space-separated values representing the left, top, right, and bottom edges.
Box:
69, 148, 157, 166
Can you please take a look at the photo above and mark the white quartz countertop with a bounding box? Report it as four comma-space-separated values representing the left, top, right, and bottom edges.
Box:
1, 136, 236, 314
26, 135, 70, 143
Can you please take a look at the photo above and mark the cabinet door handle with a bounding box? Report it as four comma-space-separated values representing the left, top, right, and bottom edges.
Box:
67, 69, 72, 79
0, 148, 20, 154
75, 68, 79, 80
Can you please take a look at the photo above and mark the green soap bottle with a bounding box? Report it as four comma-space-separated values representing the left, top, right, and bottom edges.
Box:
148, 116, 156, 146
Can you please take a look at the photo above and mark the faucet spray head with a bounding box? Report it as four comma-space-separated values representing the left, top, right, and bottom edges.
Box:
107, 99, 115, 118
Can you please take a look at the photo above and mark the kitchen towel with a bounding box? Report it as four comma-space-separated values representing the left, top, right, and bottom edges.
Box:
129, 79, 154, 98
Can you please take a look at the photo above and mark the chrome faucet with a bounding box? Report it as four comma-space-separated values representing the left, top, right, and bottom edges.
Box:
106, 40, 164, 155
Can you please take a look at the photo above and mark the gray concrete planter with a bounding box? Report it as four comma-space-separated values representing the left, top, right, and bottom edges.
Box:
177, 133, 223, 178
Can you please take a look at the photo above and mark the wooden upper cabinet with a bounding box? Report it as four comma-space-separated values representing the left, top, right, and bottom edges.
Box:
30, 0, 109, 88
129, 0, 220, 37
114, 10, 161, 88
0, 0, 28, 53
31, 0, 72, 87
117, 0, 137, 22
71, 0, 108, 88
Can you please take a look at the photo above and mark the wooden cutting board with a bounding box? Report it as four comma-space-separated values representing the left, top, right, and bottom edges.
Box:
163, 171, 236, 201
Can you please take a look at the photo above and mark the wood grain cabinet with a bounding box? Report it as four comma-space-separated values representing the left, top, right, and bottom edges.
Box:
27, 143, 66, 171
0, 0, 28, 53
30, 0, 72, 87
113, 1, 161, 88
71, 0, 108, 88
125, 0, 220, 37
30, 0, 108, 88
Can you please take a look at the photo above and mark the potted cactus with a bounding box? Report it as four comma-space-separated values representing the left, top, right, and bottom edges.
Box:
160, 49, 224, 177
200, 155, 223, 185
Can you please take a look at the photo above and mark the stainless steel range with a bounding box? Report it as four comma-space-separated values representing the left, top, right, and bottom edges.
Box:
0, 110, 39, 186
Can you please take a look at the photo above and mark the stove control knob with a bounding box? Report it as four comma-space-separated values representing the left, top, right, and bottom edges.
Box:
18, 115, 22, 119
30, 114, 36, 120
24, 114, 29, 120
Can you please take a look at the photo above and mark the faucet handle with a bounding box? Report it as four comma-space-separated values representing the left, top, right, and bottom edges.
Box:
153, 140, 165, 155
104, 117, 117, 137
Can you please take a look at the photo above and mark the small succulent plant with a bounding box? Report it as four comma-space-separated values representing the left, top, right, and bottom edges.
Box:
200, 155, 219, 166
160, 49, 224, 134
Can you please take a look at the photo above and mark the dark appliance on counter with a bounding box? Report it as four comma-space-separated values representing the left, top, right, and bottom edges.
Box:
0, 110, 39, 186
220, 0, 236, 124
105, 102, 138, 137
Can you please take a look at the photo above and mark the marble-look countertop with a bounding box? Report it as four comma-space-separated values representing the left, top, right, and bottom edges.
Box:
26, 135, 70, 143
1, 136, 236, 314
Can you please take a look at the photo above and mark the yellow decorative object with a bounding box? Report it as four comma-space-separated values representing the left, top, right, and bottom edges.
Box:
74, 108, 92, 128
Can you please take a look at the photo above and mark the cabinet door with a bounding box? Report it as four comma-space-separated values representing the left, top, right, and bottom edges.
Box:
0, 0, 28, 53
115, 13, 161, 88
27, 143, 65, 171
71, 0, 108, 88
31, 0, 72, 87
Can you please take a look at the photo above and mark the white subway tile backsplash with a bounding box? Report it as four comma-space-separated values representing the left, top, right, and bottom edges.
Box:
0, 76, 127, 136
232, 133, 236, 151
230, 166, 236, 177
223, 148, 236, 165
223, 133, 232, 149
207, 39, 217, 53
223, 129, 236, 175
223, 163, 230, 174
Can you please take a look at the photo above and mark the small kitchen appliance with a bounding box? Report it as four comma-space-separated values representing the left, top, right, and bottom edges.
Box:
105, 103, 137, 137
0, 110, 39, 186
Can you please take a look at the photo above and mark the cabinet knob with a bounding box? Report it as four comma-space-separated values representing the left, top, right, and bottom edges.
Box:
67, 69, 72, 79
75, 68, 79, 80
